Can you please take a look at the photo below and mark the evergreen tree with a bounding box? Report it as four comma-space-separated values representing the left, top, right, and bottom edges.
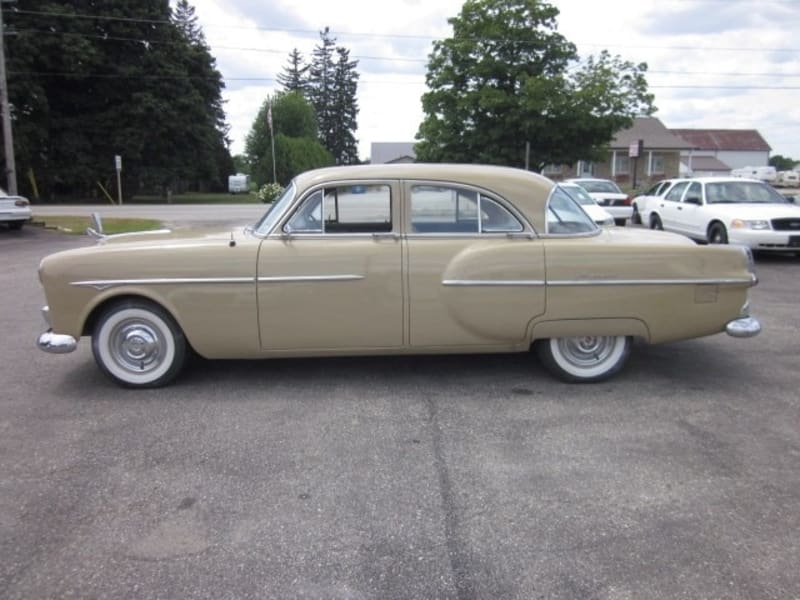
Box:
330, 47, 360, 164
277, 49, 309, 95
307, 28, 337, 158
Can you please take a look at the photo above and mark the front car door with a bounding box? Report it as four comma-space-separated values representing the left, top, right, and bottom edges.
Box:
404, 182, 546, 349
659, 181, 691, 231
257, 180, 403, 351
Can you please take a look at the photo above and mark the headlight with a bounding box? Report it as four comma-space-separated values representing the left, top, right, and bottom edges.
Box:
730, 219, 770, 230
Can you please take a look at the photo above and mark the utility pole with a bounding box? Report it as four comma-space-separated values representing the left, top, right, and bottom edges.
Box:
0, 1, 17, 195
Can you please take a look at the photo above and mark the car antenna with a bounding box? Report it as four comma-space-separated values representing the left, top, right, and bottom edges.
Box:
229, 231, 236, 248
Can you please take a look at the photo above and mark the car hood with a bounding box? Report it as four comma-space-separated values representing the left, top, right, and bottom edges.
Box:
96, 226, 242, 247
704, 203, 800, 219
601, 226, 695, 246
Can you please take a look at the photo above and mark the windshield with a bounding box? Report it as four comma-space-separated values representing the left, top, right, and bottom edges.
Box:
547, 186, 599, 234
561, 185, 596, 206
574, 180, 622, 194
253, 182, 296, 234
706, 181, 788, 204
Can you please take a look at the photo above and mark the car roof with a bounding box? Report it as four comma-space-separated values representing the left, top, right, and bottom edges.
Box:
292, 163, 556, 232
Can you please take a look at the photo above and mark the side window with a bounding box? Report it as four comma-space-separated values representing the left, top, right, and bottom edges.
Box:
664, 181, 689, 202
286, 184, 392, 234
410, 185, 522, 234
683, 182, 702, 203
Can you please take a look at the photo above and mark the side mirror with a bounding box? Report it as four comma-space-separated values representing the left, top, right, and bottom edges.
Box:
281, 223, 294, 239
684, 196, 702, 205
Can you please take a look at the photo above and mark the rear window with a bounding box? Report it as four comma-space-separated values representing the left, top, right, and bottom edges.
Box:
574, 180, 622, 194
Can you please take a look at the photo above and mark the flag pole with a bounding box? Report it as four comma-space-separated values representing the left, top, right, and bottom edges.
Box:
268, 101, 276, 184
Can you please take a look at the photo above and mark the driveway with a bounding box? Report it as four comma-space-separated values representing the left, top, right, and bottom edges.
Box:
2, 226, 799, 599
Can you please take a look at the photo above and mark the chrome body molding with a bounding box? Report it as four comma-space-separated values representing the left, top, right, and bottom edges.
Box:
547, 277, 755, 287
442, 279, 545, 287
726, 316, 762, 338
71, 277, 255, 290
257, 275, 365, 283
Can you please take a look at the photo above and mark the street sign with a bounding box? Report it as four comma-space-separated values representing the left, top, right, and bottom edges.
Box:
114, 155, 122, 171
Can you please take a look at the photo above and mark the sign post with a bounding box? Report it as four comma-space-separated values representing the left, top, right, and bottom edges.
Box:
628, 139, 643, 188
114, 155, 123, 205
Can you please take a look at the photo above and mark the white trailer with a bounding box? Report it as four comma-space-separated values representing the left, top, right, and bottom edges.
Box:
228, 174, 250, 194
730, 166, 777, 183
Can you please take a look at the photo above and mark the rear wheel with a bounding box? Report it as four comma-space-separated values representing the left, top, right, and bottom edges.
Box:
650, 214, 663, 230
631, 205, 642, 225
708, 222, 728, 244
91, 299, 187, 388
536, 336, 632, 383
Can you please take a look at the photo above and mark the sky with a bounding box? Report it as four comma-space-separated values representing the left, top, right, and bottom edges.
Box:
186, 0, 800, 162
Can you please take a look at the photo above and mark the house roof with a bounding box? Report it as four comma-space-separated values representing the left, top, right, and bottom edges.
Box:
370, 142, 416, 164
681, 156, 731, 172
670, 129, 771, 152
611, 117, 693, 150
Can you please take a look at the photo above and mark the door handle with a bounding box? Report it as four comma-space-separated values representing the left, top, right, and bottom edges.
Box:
372, 232, 398, 241
677, 206, 683, 210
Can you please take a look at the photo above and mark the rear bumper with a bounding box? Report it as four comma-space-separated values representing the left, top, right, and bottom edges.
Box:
726, 316, 761, 338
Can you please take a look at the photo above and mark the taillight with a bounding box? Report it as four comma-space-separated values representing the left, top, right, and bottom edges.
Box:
622, 196, 632, 205
15, 199, 29, 207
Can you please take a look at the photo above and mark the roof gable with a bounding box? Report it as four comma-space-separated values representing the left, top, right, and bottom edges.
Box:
611, 117, 693, 150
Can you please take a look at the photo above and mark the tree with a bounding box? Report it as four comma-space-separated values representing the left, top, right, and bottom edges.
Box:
307, 28, 338, 155
415, 0, 654, 169
330, 47, 360, 164
278, 49, 309, 94
769, 155, 797, 171
245, 92, 333, 186
5, 0, 233, 200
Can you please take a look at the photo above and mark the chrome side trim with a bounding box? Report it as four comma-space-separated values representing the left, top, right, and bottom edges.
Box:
548, 277, 754, 287
442, 279, 545, 287
257, 275, 364, 283
71, 277, 254, 290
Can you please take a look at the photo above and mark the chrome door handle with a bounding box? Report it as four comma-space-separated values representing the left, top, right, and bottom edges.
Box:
372, 232, 398, 241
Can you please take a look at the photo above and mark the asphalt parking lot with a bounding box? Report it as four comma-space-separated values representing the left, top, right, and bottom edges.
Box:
1, 224, 799, 599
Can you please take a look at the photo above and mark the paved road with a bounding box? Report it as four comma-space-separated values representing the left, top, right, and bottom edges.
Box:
2, 225, 799, 599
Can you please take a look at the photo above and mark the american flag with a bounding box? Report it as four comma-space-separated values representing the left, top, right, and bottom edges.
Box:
267, 104, 273, 133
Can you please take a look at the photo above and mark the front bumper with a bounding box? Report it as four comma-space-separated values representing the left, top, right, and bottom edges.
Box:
37, 305, 77, 354
729, 229, 800, 251
725, 316, 762, 338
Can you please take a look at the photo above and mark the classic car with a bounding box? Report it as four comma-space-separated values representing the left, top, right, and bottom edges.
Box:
646, 177, 800, 251
1, 187, 32, 230
37, 164, 760, 388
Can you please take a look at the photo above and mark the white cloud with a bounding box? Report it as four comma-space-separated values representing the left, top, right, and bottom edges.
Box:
190, 0, 800, 161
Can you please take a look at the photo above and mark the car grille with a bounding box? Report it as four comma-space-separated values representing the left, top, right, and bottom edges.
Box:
771, 218, 800, 231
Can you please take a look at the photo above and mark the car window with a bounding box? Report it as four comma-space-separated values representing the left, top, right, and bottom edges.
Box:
546, 187, 598, 234
706, 181, 789, 204
410, 185, 522, 234
643, 182, 662, 196
561, 185, 596, 206
664, 181, 690, 202
683, 182, 702, 203
254, 182, 296, 235
573, 180, 622, 194
286, 184, 392, 234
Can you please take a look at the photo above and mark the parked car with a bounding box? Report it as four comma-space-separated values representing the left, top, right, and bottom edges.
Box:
646, 177, 800, 251
631, 178, 687, 226
37, 164, 760, 388
0, 187, 32, 230
559, 182, 615, 226
566, 178, 631, 225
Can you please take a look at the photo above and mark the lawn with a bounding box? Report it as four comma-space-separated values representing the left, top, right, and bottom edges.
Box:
35, 216, 164, 235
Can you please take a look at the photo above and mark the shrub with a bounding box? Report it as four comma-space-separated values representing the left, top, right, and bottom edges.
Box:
257, 182, 284, 203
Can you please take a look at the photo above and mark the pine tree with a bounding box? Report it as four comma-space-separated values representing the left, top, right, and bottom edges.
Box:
307, 28, 337, 158
277, 49, 309, 94
330, 47, 360, 165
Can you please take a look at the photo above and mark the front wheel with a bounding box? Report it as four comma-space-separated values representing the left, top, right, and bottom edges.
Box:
92, 300, 187, 388
708, 223, 728, 244
650, 214, 663, 230
535, 336, 632, 383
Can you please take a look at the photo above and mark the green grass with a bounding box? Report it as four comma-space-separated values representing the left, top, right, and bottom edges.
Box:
36, 216, 164, 235
128, 192, 261, 204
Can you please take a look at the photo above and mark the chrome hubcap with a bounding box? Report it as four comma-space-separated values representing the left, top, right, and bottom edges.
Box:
557, 336, 615, 367
111, 321, 164, 372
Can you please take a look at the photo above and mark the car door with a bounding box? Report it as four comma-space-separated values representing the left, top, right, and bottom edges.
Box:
404, 182, 545, 348
257, 180, 403, 351
658, 181, 691, 231
673, 181, 705, 238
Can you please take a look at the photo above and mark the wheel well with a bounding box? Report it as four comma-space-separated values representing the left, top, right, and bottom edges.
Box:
707, 220, 725, 235
82, 294, 177, 337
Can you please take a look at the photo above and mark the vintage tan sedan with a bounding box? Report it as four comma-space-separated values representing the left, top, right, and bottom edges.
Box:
37, 164, 761, 388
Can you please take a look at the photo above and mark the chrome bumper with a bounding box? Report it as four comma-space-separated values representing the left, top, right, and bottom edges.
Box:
37, 331, 78, 353
37, 305, 77, 353
726, 316, 762, 338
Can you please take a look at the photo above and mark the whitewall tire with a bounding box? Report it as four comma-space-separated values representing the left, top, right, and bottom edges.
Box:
91, 300, 187, 388
536, 335, 632, 383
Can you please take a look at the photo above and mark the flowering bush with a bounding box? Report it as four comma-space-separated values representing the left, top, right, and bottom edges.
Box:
257, 182, 284, 203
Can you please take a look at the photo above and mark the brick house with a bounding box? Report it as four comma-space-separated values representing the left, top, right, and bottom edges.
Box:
544, 117, 691, 186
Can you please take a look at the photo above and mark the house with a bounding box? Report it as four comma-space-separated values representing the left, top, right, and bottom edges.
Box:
370, 142, 416, 164
545, 117, 692, 186
669, 129, 771, 176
